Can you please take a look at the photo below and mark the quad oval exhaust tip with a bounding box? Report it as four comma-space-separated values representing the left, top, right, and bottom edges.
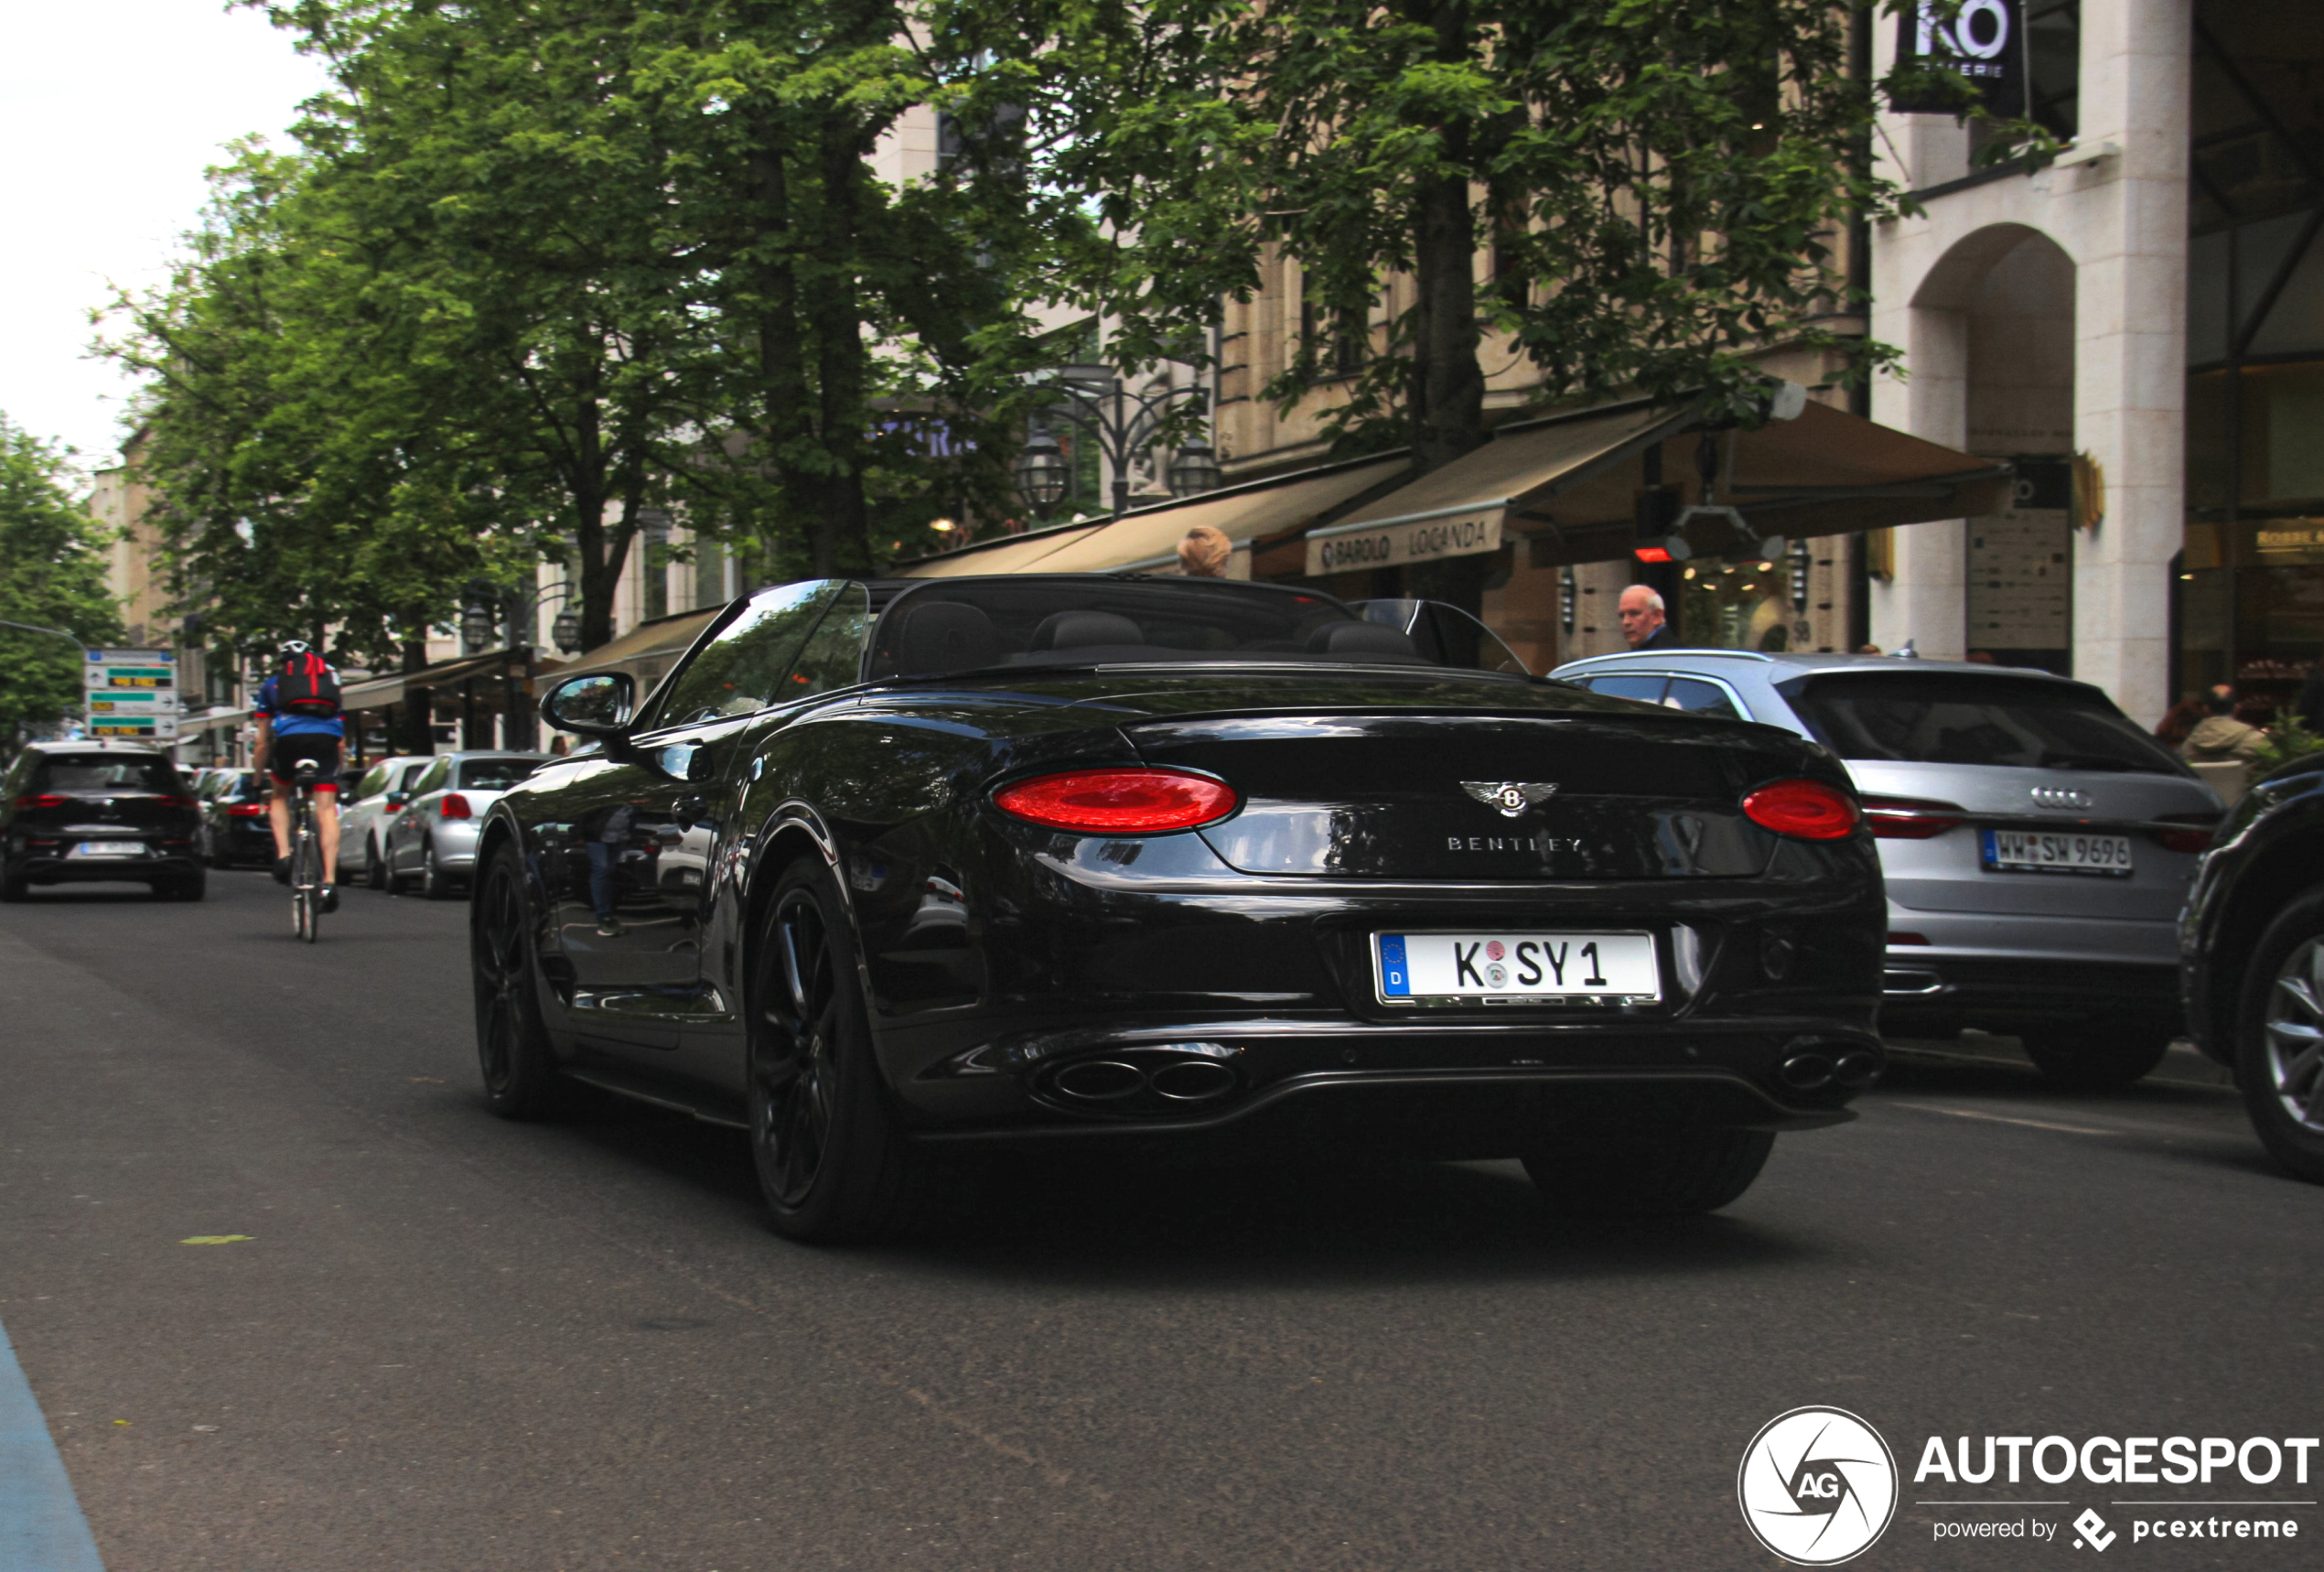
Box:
1051, 1060, 1146, 1101
1147, 1059, 1238, 1102
1834, 1049, 1884, 1090
1778, 1052, 1836, 1092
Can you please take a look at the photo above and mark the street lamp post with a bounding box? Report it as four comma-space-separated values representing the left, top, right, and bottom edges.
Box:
1014, 364, 1222, 521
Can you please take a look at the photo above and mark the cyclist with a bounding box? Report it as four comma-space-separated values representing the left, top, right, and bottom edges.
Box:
253, 639, 344, 912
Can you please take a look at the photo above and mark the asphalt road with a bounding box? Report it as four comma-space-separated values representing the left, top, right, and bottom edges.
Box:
1, 869, 2319, 1571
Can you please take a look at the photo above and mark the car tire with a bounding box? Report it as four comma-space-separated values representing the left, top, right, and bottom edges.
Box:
1521, 1128, 1775, 1217
421, 842, 452, 900
2234, 888, 2324, 1184
472, 842, 565, 1120
383, 841, 409, 896
2, 870, 27, 902
364, 836, 387, 891
2018, 1019, 2173, 1092
747, 855, 951, 1244
170, 869, 207, 902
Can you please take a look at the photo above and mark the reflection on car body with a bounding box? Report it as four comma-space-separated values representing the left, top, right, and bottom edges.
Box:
472, 575, 1887, 1243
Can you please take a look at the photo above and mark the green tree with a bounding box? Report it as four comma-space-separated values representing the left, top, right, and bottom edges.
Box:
978, 0, 1978, 478
0, 419, 124, 749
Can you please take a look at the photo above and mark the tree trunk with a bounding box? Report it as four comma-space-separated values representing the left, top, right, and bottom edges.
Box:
1406, 0, 1487, 479
397, 632, 433, 755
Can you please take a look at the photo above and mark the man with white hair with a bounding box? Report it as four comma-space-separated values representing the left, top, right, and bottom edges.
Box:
1618, 584, 1678, 650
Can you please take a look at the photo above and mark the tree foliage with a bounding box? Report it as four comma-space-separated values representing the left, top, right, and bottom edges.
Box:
0, 420, 124, 748
972, 0, 1954, 475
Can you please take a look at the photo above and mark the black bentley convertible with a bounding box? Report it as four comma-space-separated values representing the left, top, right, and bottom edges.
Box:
474, 574, 1884, 1241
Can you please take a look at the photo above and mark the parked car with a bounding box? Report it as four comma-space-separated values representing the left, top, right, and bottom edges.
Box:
198, 770, 277, 868
1551, 649, 2223, 1089
2180, 751, 2324, 1183
384, 751, 547, 898
338, 754, 434, 888
474, 574, 1887, 1244
1, 740, 205, 900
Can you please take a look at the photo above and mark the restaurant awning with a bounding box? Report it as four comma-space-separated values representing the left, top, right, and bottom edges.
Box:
1017, 453, 1411, 575
340, 648, 544, 712
896, 521, 1110, 578
1301, 391, 2013, 573
176, 706, 252, 737
553, 608, 722, 690
893, 451, 1412, 579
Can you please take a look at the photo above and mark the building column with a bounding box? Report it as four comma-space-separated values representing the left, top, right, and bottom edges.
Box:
1868, 280, 1970, 660
2068, 0, 2190, 727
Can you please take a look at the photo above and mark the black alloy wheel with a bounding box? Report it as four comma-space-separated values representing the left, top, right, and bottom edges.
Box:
2017, 1017, 2174, 1092
2238, 889, 2324, 1184
747, 856, 943, 1244
364, 836, 386, 890
1521, 1127, 1775, 1217
473, 842, 563, 1119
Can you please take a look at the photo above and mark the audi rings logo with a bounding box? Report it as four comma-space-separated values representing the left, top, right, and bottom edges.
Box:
1738, 1406, 1899, 1565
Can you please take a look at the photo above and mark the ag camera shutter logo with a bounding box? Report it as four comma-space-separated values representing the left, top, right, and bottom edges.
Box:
1738, 1406, 1899, 1565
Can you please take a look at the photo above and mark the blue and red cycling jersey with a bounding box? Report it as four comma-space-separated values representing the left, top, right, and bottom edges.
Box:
256, 673, 345, 739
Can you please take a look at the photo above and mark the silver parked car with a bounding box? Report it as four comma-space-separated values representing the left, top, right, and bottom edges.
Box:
338, 754, 436, 888
1550, 650, 2224, 1088
382, 751, 547, 899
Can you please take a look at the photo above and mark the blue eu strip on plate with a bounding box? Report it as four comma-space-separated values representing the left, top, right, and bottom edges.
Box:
1377, 934, 1410, 996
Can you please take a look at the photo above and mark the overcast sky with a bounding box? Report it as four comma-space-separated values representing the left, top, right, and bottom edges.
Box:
1, 0, 330, 473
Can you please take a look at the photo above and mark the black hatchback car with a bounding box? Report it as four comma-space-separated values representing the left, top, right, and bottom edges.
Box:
2180, 752, 2324, 1183
475, 575, 1887, 1242
198, 770, 277, 869
1, 740, 205, 900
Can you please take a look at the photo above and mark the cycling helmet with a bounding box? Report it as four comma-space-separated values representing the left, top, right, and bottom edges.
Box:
278, 639, 312, 657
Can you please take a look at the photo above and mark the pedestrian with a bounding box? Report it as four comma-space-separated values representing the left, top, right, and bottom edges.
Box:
2179, 684, 2265, 773
1856, 643, 1883, 656
1618, 585, 1678, 651
548, 735, 571, 758
1178, 524, 1232, 578
2155, 694, 2207, 748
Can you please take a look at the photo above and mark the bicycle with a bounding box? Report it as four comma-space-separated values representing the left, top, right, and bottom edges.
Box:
288, 757, 326, 942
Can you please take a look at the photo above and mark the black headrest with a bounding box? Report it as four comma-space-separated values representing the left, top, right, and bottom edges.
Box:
1306, 620, 1417, 657
893, 601, 1000, 674
1030, 609, 1144, 651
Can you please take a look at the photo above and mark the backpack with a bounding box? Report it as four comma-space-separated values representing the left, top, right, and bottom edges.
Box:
275, 651, 341, 718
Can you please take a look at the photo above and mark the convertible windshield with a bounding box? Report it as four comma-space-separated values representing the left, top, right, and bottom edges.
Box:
868, 576, 1438, 680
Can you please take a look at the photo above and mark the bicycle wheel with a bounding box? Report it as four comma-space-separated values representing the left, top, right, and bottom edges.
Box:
293, 802, 321, 941
295, 889, 314, 942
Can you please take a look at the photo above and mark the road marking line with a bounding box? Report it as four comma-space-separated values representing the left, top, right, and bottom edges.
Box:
0, 1315, 106, 1571
1897, 1104, 2115, 1136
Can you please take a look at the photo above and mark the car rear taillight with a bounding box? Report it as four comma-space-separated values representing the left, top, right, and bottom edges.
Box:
993, 768, 1238, 834
1859, 795, 1966, 839
440, 793, 473, 820
228, 802, 268, 818
1741, 779, 1861, 840
13, 793, 67, 809
167, 794, 199, 809
2153, 813, 2220, 854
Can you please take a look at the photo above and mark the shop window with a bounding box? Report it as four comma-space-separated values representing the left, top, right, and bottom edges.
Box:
2188, 231, 2232, 365
2024, 0, 2080, 143
2241, 363, 2324, 507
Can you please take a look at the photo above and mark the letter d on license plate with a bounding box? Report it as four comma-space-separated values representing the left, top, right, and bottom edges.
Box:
1374, 931, 1661, 1007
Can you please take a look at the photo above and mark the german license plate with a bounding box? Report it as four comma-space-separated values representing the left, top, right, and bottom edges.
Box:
1374, 931, 1661, 1007
1981, 829, 2133, 877
71, 841, 145, 858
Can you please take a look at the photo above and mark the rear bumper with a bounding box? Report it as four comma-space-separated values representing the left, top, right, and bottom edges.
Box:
890, 1013, 1883, 1151
1878, 952, 2182, 1034
8, 850, 202, 883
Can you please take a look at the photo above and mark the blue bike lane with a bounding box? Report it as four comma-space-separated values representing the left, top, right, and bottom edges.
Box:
1, 1316, 105, 1571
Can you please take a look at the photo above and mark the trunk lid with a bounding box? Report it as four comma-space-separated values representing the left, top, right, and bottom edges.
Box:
1126, 711, 1803, 880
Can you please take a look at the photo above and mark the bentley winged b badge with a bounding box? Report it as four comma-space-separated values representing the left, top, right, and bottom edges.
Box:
1461, 781, 1560, 818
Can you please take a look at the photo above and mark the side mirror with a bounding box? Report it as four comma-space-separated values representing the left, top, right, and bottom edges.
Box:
542, 672, 634, 737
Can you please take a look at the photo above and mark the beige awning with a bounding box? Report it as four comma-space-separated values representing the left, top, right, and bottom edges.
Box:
895, 522, 1109, 578
1024, 454, 1411, 575
1301, 393, 2012, 572
554, 608, 721, 687
340, 648, 562, 712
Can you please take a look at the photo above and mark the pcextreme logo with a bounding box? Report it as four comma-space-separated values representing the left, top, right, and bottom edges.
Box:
1738, 1406, 1901, 1565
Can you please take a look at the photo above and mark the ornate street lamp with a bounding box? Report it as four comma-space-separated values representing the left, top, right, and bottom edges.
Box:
551, 605, 584, 655
1015, 363, 1220, 520
1166, 437, 1224, 499
460, 594, 499, 651
1013, 428, 1072, 515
